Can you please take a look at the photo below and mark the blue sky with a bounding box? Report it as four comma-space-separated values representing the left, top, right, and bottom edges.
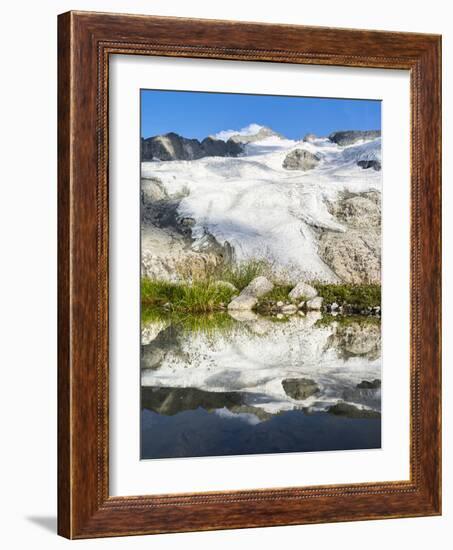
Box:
141, 89, 381, 140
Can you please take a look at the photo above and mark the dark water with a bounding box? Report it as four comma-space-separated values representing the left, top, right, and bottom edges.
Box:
141, 406, 381, 459
140, 313, 381, 460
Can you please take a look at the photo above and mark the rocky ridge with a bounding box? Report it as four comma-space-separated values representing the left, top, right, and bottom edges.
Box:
328, 129, 381, 146
141, 132, 243, 161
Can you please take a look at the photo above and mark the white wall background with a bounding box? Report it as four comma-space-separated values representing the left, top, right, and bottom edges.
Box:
0, 0, 450, 548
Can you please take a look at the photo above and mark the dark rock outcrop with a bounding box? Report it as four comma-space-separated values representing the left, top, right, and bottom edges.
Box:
200, 136, 241, 157
357, 159, 381, 171
328, 130, 381, 146
141, 132, 243, 161
282, 149, 320, 171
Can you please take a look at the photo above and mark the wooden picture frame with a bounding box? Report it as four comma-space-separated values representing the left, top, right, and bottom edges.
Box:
58, 10, 442, 539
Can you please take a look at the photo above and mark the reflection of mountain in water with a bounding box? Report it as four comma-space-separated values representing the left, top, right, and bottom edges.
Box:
141, 313, 381, 420
141, 386, 274, 421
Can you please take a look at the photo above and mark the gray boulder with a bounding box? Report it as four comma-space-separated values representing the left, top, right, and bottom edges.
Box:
282, 378, 320, 400
328, 130, 381, 147
283, 149, 320, 171
288, 282, 318, 301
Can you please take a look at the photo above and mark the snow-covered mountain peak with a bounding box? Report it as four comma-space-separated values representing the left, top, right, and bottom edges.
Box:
212, 123, 282, 144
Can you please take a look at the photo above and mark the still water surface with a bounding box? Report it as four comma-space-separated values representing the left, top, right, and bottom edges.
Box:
140, 311, 381, 459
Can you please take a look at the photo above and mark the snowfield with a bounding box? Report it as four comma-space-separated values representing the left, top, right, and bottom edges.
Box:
141, 125, 381, 282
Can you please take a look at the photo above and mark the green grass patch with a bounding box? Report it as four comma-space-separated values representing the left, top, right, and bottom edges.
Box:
261, 284, 294, 302
217, 260, 269, 291
314, 283, 381, 309
255, 284, 295, 313
141, 278, 236, 314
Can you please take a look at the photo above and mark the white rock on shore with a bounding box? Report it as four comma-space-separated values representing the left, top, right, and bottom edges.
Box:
241, 276, 274, 298
227, 276, 273, 311
288, 282, 318, 301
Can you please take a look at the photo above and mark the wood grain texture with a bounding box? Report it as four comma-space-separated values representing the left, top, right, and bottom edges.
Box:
57, 10, 442, 539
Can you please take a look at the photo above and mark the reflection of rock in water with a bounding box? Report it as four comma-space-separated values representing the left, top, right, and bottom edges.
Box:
141, 324, 186, 370
282, 378, 319, 400
141, 319, 169, 345
341, 386, 381, 410
327, 401, 381, 419
327, 320, 381, 359
142, 386, 243, 415
141, 386, 273, 421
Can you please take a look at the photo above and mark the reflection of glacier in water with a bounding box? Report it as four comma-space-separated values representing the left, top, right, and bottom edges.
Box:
140, 312, 381, 459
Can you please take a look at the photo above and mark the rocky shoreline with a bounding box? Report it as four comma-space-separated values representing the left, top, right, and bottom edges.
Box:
226, 276, 380, 318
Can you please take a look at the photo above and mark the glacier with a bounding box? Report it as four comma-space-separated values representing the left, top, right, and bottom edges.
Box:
141, 125, 382, 282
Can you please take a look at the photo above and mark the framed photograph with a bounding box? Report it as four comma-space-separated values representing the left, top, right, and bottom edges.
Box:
58, 11, 441, 538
